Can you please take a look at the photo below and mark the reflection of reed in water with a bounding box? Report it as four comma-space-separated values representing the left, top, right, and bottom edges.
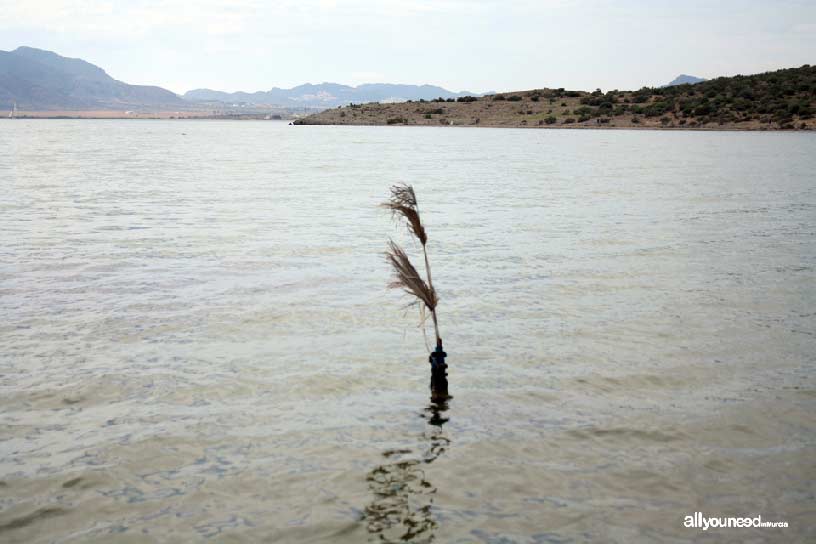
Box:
363, 401, 450, 543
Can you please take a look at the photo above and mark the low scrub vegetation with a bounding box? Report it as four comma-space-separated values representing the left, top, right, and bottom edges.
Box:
302, 64, 814, 130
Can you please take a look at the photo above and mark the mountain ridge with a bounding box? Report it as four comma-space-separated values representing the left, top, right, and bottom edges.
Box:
664, 74, 706, 87
1, 46, 486, 111
0, 46, 186, 111
183, 83, 484, 108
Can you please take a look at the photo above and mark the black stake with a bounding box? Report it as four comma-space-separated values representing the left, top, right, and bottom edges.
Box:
429, 339, 448, 401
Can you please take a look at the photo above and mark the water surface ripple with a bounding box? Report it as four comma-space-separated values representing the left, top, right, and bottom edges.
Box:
1, 121, 815, 543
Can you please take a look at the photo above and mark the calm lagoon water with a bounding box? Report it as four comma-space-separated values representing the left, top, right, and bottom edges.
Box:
1, 120, 815, 543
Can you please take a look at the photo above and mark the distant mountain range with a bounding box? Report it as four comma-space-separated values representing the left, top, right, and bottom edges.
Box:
0, 46, 483, 111
664, 74, 706, 87
1, 46, 712, 112
0, 46, 186, 111
184, 83, 484, 108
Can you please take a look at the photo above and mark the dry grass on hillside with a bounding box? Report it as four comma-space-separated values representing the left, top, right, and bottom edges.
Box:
297, 65, 816, 130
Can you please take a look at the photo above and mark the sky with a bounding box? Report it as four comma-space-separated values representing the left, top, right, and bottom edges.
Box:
1, 0, 814, 94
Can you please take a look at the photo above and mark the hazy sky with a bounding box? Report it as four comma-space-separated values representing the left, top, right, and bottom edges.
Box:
1, 0, 814, 94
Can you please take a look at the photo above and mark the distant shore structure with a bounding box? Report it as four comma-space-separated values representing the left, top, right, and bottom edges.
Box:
8, 102, 16, 118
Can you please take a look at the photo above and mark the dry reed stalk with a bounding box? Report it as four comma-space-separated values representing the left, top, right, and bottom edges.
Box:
385, 241, 437, 311
382, 184, 441, 346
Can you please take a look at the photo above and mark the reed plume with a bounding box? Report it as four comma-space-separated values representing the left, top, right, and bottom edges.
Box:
381, 184, 427, 245
386, 240, 437, 311
383, 184, 440, 346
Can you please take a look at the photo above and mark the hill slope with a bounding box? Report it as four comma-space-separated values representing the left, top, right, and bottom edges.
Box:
0, 46, 186, 111
295, 65, 816, 130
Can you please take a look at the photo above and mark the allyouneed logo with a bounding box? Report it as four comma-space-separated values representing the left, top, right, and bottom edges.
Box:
684, 512, 788, 530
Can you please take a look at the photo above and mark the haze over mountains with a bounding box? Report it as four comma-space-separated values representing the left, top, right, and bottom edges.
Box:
184, 84, 484, 108
2, 46, 709, 112
0, 47, 483, 111
0, 47, 186, 111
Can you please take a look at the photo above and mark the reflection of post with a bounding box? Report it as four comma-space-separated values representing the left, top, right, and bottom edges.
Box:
363, 450, 436, 542
362, 401, 450, 543
423, 399, 449, 430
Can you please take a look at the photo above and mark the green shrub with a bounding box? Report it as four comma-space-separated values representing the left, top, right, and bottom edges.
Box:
545, 116, 557, 124
643, 102, 670, 117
